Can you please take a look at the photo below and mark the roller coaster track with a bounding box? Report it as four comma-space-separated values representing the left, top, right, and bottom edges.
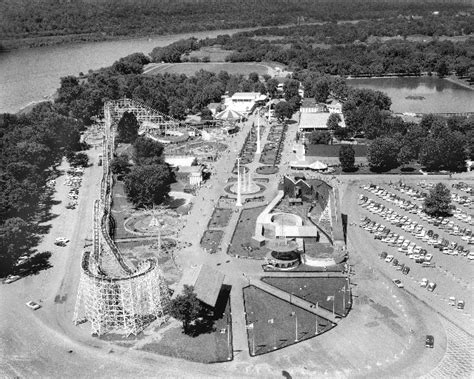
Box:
73, 99, 171, 336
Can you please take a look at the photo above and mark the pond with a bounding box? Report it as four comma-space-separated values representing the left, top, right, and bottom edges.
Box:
347, 77, 474, 114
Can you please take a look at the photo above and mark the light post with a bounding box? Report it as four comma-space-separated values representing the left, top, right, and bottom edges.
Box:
290, 311, 298, 342
315, 314, 318, 335
236, 157, 242, 207
227, 314, 232, 360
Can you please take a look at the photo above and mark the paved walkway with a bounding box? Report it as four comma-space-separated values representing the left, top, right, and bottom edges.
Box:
249, 278, 338, 324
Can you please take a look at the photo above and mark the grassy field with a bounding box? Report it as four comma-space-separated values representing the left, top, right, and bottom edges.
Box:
228, 206, 269, 259
142, 286, 232, 363
262, 277, 351, 317
243, 286, 334, 356
147, 62, 273, 77
201, 230, 224, 254
208, 208, 233, 228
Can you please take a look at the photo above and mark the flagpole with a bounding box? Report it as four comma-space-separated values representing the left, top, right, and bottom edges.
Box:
343, 286, 346, 313
252, 328, 255, 356
333, 294, 335, 317
295, 314, 298, 342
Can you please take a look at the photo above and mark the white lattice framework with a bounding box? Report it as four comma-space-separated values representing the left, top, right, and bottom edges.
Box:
105, 98, 181, 134
73, 102, 169, 336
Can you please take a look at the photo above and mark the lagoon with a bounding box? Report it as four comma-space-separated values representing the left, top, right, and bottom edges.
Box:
0, 27, 258, 114
347, 77, 473, 114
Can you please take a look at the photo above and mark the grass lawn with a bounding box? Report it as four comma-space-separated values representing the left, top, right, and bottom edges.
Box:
201, 230, 224, 254
306, 144, 368, 158
208, 208, 233, 228
228, 206, 269, 259
147, 62, 272, 77
261, 277, 351, 317
142, 286, 232, 363
243, 286, 334, 356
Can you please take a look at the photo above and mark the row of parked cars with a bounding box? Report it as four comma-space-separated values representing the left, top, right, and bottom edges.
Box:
360, 196, 474, 260
64, 167, 84, 210
393, 182, 474, 226
360, 215, 429, 268
361, 186, 474, 259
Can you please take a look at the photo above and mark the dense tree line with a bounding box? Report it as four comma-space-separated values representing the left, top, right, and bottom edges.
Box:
219, 36, 473, 78
2, 0, 469, 48
0, 103, 82, 275
55, 52, 301, 124
237, 13, 474, 44
367, 114, 473, 172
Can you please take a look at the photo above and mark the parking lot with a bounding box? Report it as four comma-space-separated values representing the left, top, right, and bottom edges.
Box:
356, 181, 474, 335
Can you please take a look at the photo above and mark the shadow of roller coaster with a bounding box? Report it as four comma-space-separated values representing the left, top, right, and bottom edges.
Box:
73, 99, 174, 337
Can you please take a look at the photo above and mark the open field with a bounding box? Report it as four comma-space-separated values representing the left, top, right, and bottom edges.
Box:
208, 208, 233, 229
228, 206, 269, 259
262, 277, 350, 316
243, 286, 334, 356
146, 62, 276, 77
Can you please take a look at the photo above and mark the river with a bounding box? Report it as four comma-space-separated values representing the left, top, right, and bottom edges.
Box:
347, 77, 474, 114
2, 31, 473, 115
0, 27, 260, 114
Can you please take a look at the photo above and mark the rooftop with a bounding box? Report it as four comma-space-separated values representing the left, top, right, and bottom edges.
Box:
172, 264, 225, 307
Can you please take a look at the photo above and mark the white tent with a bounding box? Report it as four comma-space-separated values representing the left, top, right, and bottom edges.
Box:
215, 108, 245, 121
290, 159, 328, 171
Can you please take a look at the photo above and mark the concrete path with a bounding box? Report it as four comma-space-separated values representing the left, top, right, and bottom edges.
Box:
249, 278, 338, 324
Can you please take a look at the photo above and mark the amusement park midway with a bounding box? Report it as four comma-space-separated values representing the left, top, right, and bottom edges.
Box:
1, 105, 474, 378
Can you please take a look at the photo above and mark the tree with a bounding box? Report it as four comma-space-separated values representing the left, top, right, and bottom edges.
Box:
283, 79, 300, 101
309, 131, 331, 145
117, 112, 140, 143
266, 78, 279, 98
0, 217, 29, 275
274, 101, 294, 121
169, 99, 187, 120
419, 137, 443, 171
314, 78, 330, 103
248, 72, 259, 83
133, 136, 165, 165
339, 145, 355, 172
436, 60, 449, 78
423, 183, 452, 217
326, 113, 341, 131
167, 285, 203, 334
367, 137, 400, 172
124, 164, 171, 207
111, 154, 131, 175
68, 152, 89, 167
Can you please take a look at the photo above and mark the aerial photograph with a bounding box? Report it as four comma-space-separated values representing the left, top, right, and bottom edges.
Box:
1, 0, 473, 377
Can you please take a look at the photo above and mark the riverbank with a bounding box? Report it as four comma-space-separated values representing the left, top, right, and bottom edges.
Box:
445, 75, 474, 91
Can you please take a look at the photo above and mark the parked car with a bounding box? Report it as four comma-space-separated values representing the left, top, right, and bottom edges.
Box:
385, 255, 394, 263
26, 301, 41, 310
427, 282, 437, 292
425, 335, 434, 348
392, 279, 404, 288
380, 251, 388, 259
420, 278, 428, 287
402, 266, 410, 275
